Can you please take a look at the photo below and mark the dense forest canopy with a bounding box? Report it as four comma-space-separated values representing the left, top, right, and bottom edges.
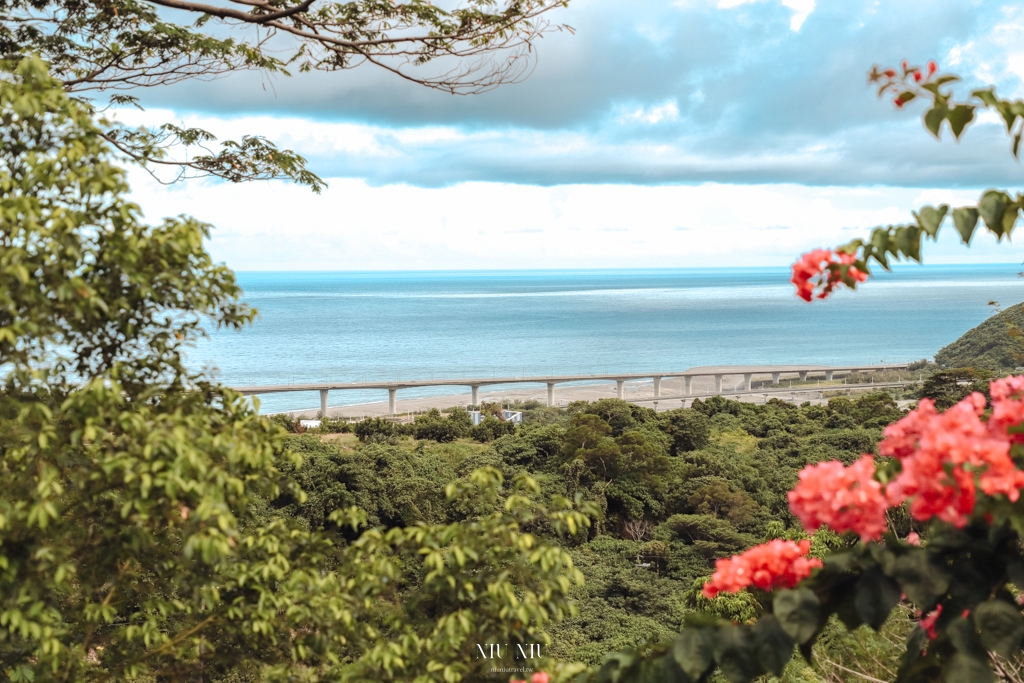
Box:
271, 390, 915, 681
934, 303, 1024, 374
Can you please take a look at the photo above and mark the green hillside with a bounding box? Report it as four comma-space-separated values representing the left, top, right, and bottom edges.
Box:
935, 302, 1024, 372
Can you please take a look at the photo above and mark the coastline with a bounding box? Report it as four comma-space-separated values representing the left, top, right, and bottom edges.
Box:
270, 375, 913, 419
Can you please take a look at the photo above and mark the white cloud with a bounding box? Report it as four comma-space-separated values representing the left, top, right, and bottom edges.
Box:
716, 0, 816, 31
109, 108, 397, 158
127, 173, 1017, 272
620, 100, 681, 124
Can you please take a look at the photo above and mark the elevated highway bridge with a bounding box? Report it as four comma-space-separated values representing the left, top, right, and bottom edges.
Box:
234, 364, 910, 416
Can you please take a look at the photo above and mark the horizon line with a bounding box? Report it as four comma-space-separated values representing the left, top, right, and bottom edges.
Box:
230, 262, 1022, 275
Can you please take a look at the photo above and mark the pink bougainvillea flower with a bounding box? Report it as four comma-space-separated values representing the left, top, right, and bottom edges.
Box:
879, 383, 1024, 526
702, 539, 822, 598
791, 249, 868, 301
988, 375, 1024, 443
788, 456, 888, 541
919, 604, 943, 640
532, 673, 551, 683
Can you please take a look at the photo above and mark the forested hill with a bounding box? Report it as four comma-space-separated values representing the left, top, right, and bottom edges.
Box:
274, 394, 912, 680
934, 302, 1024, 372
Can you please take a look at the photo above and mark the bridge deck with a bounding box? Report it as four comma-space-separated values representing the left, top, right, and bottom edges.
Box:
234, 364, 909, 395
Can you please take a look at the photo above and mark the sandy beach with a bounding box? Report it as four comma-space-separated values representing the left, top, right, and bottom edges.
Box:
274, 374, 913, 419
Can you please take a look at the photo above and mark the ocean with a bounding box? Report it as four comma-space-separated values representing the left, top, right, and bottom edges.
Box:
190, 264, 1024, 414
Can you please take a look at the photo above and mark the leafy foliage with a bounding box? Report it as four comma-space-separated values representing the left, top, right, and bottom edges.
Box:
796, 62, 1024, 297
0, 57, 591, 682
1, 0, 571, 187
414, 407, 473, 442
919, 368, 993, 411
934, 303, 1024, 374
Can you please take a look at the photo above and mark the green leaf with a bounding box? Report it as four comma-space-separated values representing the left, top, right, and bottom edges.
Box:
973, 87, 999, 107
892, 551, 949, 606
974, 600, 1024, 657
897, 91, 917, 107
900, 626, 929, 674
944, 653, 995, 683
952, 207, 980, 245
870, 227, 891, 257
947, 105, 975, 139
914, 204, 948, 239
855, 567, 901, 630
979, 190, 1011, 237
773, 588, 820, 644
672, 629, 714, 681
893, 225, 923, 262
594, 659, 621, 683
1002, 206, 1020, 239
752, 615, 795, 676
996, 102, 1018, 131
833, 592, 864, 631
712, 625, 760, 683
653, 654, 693, 683
924, 105, 948, 137
948, 614, 985, 655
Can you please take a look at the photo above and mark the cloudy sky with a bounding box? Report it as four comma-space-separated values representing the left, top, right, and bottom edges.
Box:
122, 0, 1024, 271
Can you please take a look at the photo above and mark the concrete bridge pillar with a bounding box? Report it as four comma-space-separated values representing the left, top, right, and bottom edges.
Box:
714, 374, 723, 394
547, 383, 555, 407
743, 373, 752, 391
772, 372, 780, 385
825, 370, 834, 381
799, 371, 808, 382
471, 385, 480, 406
319, 389, 329, 417
388, 389, 397, 416
616, 380, 625, 400
653, 376, 662, 398
684, 376, 692, 395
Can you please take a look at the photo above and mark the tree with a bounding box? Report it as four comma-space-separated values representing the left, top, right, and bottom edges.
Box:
658, 408, 711, 454
354, 415, 398, 442
919, 368, 993, 411
686, 480, 759, 526
0, 57, 592, 682
413, 407, 472, 442
1, 0, 572, 189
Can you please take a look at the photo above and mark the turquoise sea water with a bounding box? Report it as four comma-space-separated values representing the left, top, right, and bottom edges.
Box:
190, 265, 1024, 413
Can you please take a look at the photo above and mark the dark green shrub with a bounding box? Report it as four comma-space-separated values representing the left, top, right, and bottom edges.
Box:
317, 416, 352, 433
354, 416, 396, 443
268, 413, 299, 433
413, 408, 471, 442
470, 415, 516, 442
657, 409, 710, 454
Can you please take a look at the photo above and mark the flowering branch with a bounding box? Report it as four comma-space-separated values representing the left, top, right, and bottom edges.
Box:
791, 61, 1024, 302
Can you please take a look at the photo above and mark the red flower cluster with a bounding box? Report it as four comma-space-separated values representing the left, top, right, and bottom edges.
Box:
788, 455, 889, 541
705, 376, 1024, 600
702, 539, 822, 598
919, 604, 943, 640
880, 388, 1024, 527
987, 375, 1024, 443
790, 249, 868, 302
872, 60, 940, 108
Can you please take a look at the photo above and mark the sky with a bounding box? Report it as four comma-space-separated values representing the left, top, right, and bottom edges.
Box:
120, 0, 1024, 271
